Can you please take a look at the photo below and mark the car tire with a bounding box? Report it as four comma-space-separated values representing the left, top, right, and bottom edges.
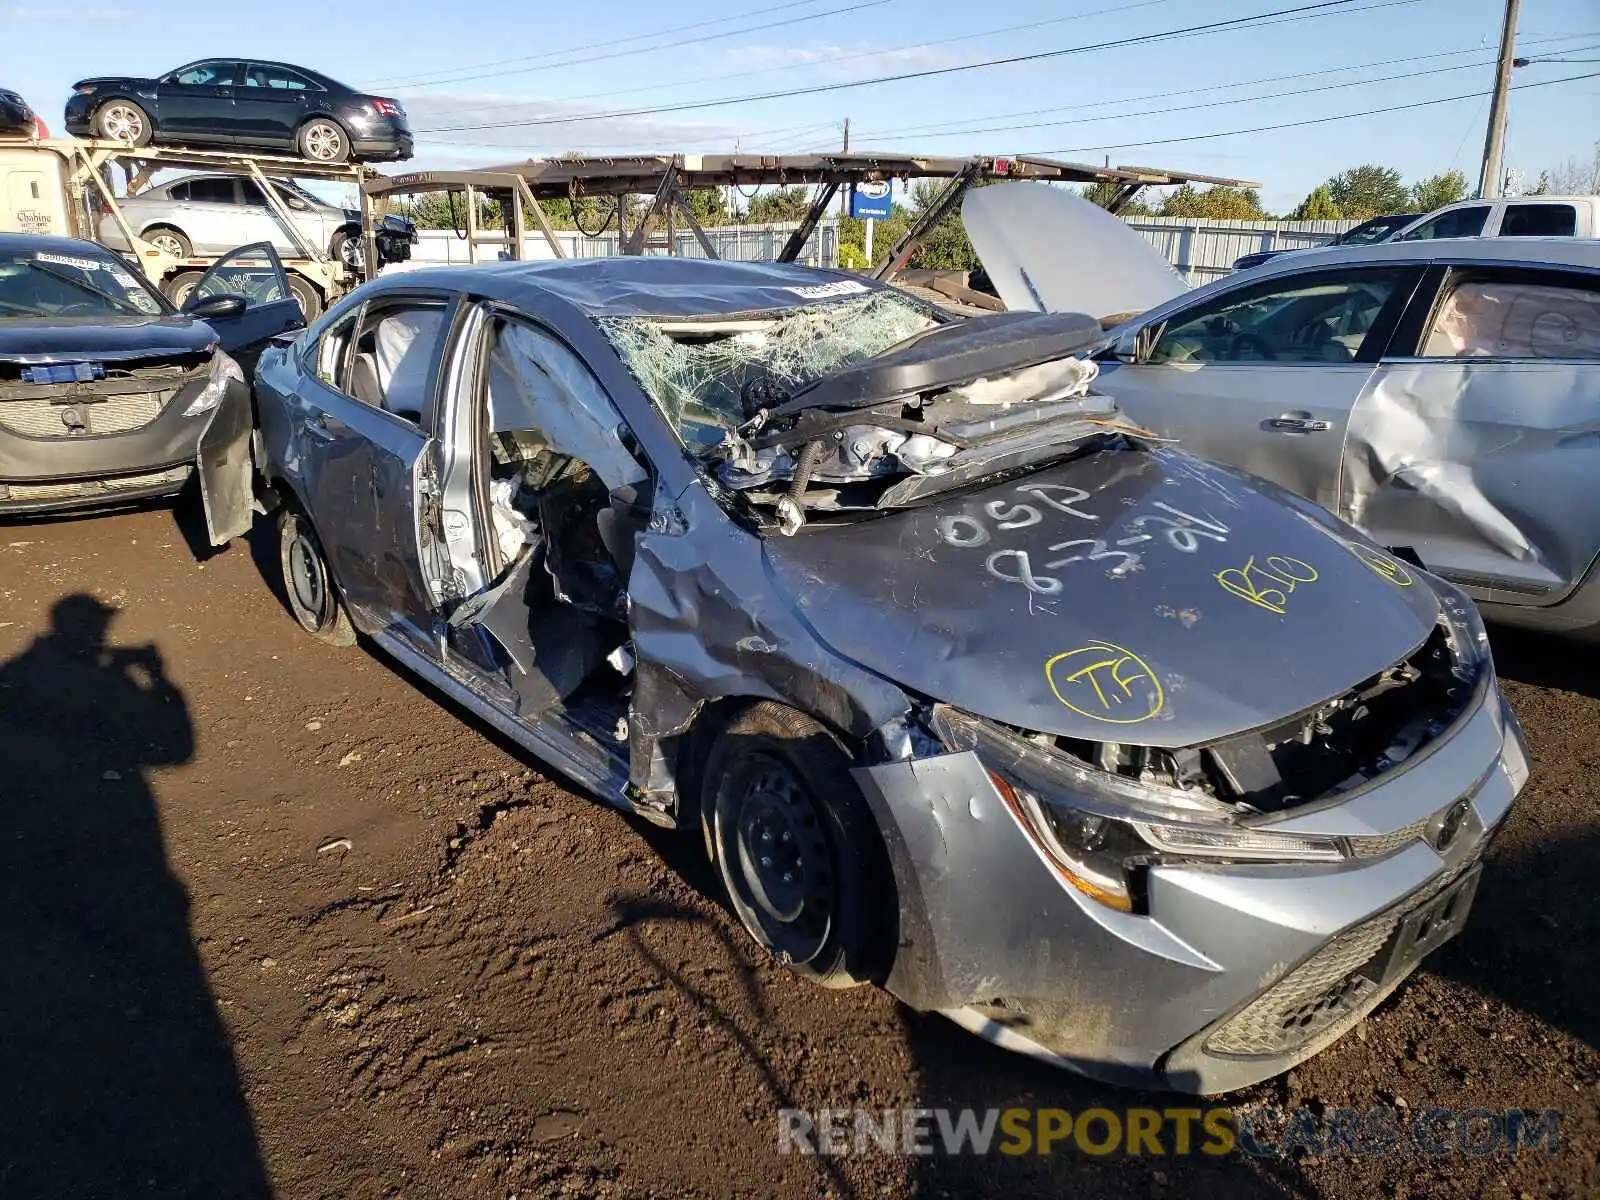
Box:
94, 99, 152, 147
278, 509, 356, 646
143, 226, 191, 259
163, 269, 204, 307
331, 229, 363, 273
286, 273, 323, 321
297, 118, 350, 164
701, 702, 894, 989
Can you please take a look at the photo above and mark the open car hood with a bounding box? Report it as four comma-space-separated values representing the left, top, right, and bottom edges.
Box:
763, 448, 1441, 748
961, 182, 1189, 320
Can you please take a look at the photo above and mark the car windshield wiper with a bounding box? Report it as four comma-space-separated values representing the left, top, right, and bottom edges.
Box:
24, 262, 143, 315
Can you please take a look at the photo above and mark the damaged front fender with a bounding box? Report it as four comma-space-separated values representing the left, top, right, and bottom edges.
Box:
195, 379, 254, 545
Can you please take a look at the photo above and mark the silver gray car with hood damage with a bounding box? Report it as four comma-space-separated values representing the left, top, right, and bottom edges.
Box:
244, 256, 1529, 1093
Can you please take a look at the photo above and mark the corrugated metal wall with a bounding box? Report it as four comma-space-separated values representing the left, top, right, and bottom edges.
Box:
1124, 217, 1360, 283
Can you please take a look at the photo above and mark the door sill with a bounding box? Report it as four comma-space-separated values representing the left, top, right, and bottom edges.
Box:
371, 628, 631, 808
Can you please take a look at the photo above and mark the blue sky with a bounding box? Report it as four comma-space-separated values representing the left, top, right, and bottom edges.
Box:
3, 0, 1596, 213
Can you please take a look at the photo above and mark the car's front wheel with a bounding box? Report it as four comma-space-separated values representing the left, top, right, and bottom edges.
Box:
331, 229, 362, 272
95, 99, 151, 146
278, 509, 356, 646
297, 118, 349, 163
285, 273, 323, 321
702, 702, 894, 989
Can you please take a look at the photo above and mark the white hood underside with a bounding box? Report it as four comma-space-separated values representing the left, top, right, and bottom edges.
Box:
961, 182, 1189, 320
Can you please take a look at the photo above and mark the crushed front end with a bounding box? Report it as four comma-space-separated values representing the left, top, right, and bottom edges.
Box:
854, 592, 1529, 1094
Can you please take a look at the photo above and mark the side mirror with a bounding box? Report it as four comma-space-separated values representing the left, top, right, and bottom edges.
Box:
285, 195, 309, 211
1111, 327, 1142, 364
185, 293, 247, 319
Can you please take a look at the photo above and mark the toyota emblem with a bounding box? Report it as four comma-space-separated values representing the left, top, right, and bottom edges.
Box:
1433, 798, 1471, 852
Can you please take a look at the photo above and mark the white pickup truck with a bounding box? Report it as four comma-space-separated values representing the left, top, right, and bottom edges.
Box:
1390, 194, 1600, 241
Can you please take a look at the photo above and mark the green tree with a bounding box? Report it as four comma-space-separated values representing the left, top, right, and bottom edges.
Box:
1324, 164, 1410, 219
905, 180, 978, 270
838, 207, 913, 269
1158, 184, 1266, 219
744, 186, 814, 224
1290, 185, 1343, 220
1409, 170, 1467, 212
1077, 180, 1152, 215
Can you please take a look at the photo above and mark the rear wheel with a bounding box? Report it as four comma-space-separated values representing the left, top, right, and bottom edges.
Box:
95, 99, 151, 146
285, 273, 323, 320
297, 118, 349, 164
143, 226, 191, 259
278, 509, 355, 646
701, 702, 893, 988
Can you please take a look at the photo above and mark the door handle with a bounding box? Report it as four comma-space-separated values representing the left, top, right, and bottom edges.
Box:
1268, 415, 1331, 433
302, 412, 335, 441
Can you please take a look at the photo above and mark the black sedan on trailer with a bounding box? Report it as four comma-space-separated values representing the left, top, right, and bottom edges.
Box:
64, 60, 413, 163
0, 234, 302, 536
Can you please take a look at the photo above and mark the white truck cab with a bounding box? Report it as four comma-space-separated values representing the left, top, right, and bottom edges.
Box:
1393, 195, 1600, 242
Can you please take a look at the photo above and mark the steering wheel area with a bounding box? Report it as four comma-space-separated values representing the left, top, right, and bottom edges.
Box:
1226, 332, 1278, 361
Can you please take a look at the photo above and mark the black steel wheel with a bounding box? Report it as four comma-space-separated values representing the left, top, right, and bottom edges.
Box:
278, 509, 355, 646
702, 702, 894, 988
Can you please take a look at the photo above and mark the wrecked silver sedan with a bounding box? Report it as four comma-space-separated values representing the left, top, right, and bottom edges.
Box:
247, 258, 1528, 1093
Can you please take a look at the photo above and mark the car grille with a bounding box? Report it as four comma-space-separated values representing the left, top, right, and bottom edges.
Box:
1202, 855, 1474, 1058
0, 392, 167, 438
0, 465, 192, 502
1346, 814, 1433, 860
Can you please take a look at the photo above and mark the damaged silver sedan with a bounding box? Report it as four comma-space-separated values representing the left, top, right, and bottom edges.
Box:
246, 258, 1529, 1093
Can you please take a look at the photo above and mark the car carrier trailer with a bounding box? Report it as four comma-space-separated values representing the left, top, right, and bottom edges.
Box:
0, 134, 414, 317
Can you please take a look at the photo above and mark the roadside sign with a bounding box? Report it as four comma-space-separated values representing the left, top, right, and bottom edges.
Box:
849, 181, 892, 220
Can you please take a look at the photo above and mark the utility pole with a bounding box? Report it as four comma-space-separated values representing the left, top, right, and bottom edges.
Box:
1478, 0, 1521, 198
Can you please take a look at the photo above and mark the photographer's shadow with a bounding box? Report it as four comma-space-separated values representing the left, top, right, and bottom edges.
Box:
0, 595, 269, 1199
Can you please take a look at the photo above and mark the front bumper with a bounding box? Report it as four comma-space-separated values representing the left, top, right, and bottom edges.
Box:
852, 676, 1528, 1094
0, 378, 246, 517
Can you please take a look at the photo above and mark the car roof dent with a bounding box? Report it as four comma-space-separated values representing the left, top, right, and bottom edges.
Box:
961, 182, 1189, 319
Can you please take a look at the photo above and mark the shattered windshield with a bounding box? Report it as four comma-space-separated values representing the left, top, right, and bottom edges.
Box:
0, 249, 169, 319
598, 291, 935, 451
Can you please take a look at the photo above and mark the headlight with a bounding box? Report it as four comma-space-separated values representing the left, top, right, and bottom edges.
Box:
1432, 575, 1490, 676
931, 706, 1349, 913
183, 349, 244, 417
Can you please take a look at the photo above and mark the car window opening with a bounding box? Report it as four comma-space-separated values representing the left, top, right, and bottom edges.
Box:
432, 317, 647, 739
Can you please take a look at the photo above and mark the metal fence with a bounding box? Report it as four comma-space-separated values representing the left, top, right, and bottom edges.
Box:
1124, 217, 1361, 283
413, 215, 1355, 284
412, 221, 838, 268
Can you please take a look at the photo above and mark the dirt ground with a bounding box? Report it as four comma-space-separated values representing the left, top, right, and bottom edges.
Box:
0, 496, 1594, 1200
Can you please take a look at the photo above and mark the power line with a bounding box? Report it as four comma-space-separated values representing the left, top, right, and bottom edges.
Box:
412, 0, 1377, 134
383, 0, 895, 91
854, 31, 1595, 141
858, 46, 1600, 144
1021, 70, 1600, 156
526, 0, 1189, 107
363, 0, 847, 87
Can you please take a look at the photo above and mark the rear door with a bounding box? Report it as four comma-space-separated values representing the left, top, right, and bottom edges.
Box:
1098, 265, 1422, 513
235, 64, 319, 150
183, 242, 305, 371
1342, 264, 1600, 603
155, 61, 242, 142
